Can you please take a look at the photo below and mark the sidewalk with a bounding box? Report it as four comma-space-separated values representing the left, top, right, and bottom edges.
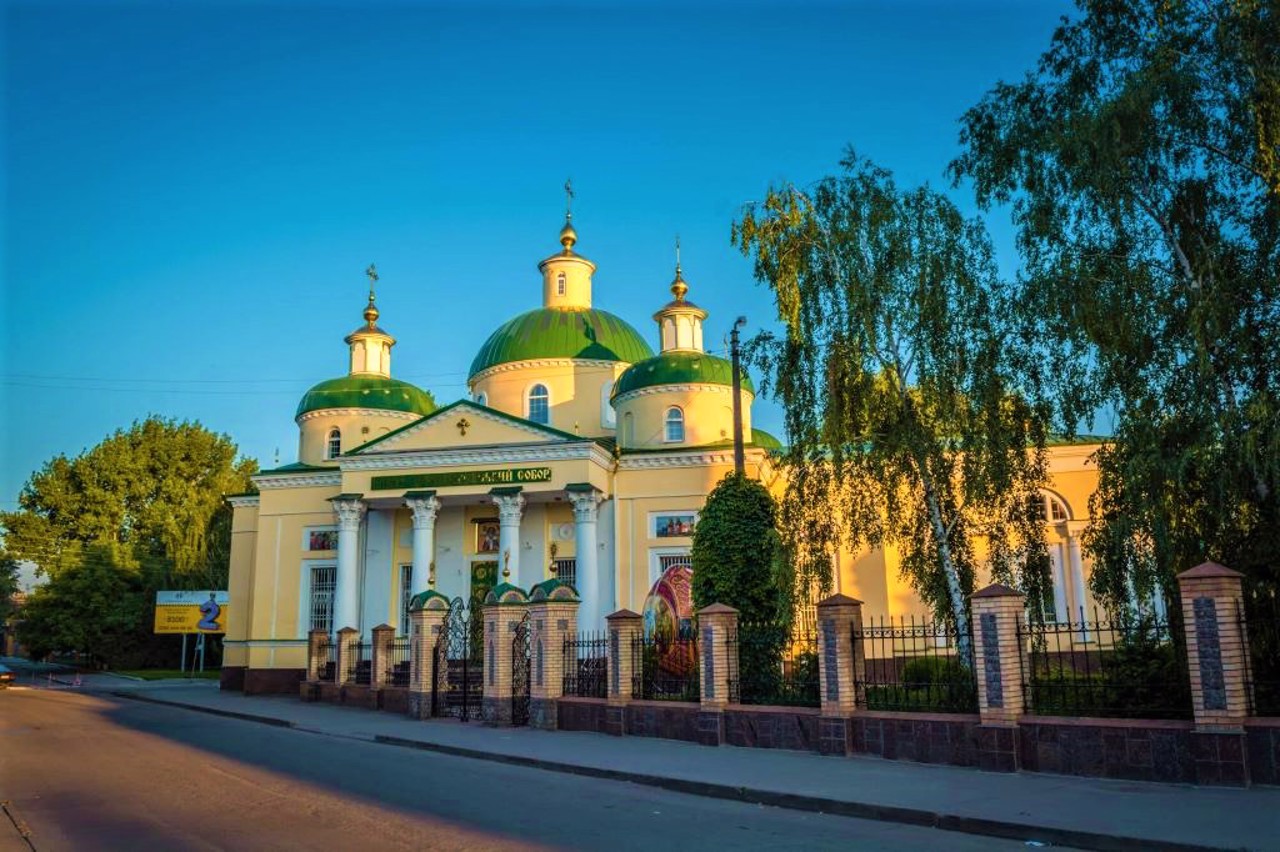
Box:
101, 682, 1273, 852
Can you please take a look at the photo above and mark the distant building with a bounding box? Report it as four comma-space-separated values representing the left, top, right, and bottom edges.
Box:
223, 215, 1106, 693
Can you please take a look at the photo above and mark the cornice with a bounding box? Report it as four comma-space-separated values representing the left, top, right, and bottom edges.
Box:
617, 447, 767, 469
341, 441, 616, 472
252, 471, 344, 490
369, 403, 571, 450
612, 383, 752, 407
227, 495, 261, 508
469, 358, 623, 385
296, 408, 421, 424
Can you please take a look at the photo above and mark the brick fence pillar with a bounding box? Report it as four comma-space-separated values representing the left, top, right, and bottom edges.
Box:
1178, 562, 1251, 786
307, 629, 328, 681
481, 583, 529, 726
370, 623, 395, 689
335, 626, 359, 686
816, 594, 862, 755
970, 583, 1026, 773
528, 579, 581, 730
606, 609, 643, 736
407, 591, 450, 720
696, 603, 738, 746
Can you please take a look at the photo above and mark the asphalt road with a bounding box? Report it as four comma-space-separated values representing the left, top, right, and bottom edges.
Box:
1, 687, 1052, 851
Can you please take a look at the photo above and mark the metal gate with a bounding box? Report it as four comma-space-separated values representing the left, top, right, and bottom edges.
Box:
511, 611, 532, 727
433, 597, 484, 722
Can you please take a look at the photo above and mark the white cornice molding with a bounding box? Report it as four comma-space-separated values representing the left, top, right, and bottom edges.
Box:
227, 495, 261, 508
611, 383, 754, 407
252, 472, 344, 490
469, 358, 624, 385
342, 441, 616, 472
367, 403, 570, 451
617, 447, 767, 469
296, 408, 421, 424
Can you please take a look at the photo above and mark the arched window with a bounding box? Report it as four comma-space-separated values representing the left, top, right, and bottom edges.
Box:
601, 381, 616, 428
664, 407, 684, 443
527, 384, 550, 425
1027, 491, 1071, 522
473, 391, 487, 407
326, 428, 342, 460
556, 272, 567, 296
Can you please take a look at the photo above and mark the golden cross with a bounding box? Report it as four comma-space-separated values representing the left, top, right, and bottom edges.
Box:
564, 178, 574, 220
365, 263, 378, 299
456, 417, 470, 436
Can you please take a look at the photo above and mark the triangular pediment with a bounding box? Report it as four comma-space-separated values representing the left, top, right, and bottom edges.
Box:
348, 400, 581, 455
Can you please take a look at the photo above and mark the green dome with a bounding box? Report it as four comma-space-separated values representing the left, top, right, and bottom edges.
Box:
468, 307, 654, 380
296, 375, 436, 419
751, 428, 783, 450
613, 351, 755, 398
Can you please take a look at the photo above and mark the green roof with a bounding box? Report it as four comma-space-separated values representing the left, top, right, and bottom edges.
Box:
613, 351, 754, 398
296, 375, 437, 419
751, 428, 783, 451
468, 307, 653, 379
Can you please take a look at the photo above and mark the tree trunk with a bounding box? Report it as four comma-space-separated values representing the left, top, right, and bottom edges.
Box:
918, 467, 974, 667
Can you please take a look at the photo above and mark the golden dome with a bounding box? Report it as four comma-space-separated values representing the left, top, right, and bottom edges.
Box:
559, 219, 577, 253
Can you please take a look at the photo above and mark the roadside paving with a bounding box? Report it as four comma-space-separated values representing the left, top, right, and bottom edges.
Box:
67, 678, 1279, 852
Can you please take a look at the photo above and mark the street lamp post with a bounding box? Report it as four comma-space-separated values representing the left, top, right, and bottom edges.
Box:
730, 316, 747, 475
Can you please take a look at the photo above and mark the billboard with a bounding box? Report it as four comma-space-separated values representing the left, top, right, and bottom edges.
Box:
154, 590, 228, 634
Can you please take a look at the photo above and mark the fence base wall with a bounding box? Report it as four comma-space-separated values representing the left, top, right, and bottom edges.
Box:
340, 684, 378, 711
299, 682, 320, 702
481, 696, 513, 727
407, 691, 432, 720
852, 711, 981, 767
219, 666, 246, 691
725, 706, 820, 752
378, 687, 410, 715
530, 697, 558, 730
1245, 721, 1280, 786
558, 697, 610, 733
243, 668, 305, 695
625, 700, 702, 742
818, 716, 853, 755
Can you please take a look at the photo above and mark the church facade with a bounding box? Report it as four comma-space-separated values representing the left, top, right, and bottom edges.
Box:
222, 214, 1106, 694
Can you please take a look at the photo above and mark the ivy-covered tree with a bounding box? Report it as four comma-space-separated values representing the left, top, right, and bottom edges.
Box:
950, 0, 1280, 610
691, 472, 791, 624
734, 151, 1052, 651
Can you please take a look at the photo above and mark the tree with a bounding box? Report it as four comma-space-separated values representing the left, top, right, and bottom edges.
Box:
1, 416, 258, 588
950, 0, 1280, 609
733, 151, 1052, 652
0, 555, 19, 627
691, 472, 791, 624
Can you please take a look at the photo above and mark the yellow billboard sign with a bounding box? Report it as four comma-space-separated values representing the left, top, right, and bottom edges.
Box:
154, 590, 228, 634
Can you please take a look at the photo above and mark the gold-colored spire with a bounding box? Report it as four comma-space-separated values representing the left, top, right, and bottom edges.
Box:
559, 178, 577, 253
363, 263, 380, 328
670, 236, 688, 302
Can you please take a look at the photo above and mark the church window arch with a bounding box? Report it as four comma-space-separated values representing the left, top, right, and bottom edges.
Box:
1027, 490, 1071, 523
527, 383, 550, 425
326, 428, 342, 460
601, 381, 616, 428
556, 272, 567, 296
664, 407, 685, 443
474, 391, 487, 407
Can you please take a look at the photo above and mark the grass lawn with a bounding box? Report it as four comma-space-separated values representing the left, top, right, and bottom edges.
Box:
112, 669, 221, 681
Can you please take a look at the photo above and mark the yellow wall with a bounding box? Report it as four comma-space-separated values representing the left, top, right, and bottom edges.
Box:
539, 255, 595, 309
614, 386, 753, 450
225, 500, 259, 668
468, 361, 629, 438
297, 409, 420, 466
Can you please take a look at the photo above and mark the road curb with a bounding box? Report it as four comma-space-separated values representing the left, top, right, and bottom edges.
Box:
107, 692, 1240, 852
111, 691, 295, 728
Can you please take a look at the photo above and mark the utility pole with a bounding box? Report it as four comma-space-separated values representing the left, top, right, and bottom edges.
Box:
730, 316, 747, 475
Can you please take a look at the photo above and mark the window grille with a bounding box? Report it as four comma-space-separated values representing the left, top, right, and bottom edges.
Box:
658, 553, 690, 574
556, 272, 566, 296
553, 558, 577, 588
310, 565, 336, 634
326, 428, 341, 460
664, 407, 684, 442
399, 564, 413, 636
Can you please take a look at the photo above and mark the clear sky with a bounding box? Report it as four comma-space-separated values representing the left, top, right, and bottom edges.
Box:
1, 0, 1076, 506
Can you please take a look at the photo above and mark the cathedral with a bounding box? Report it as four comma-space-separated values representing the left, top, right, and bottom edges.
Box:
223, 209, 1103, 694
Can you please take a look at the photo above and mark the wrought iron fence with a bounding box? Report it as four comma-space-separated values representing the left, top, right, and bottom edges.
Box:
562, 631, 608, 698
316, 637, 336, 682
348, 641, 372, 685
1242, 589, 1280, 716
729, 621, 820, 707
852, 615, 978, 713
1018, 610, 1192, 720
632, 626, 700, 702
385, 637, 412, 687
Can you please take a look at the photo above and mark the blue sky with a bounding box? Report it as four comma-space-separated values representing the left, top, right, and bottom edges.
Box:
1, 0, 1076, 506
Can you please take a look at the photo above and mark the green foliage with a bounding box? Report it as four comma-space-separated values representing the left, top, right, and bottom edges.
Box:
734, 151, 1052, 639
0, 556, 18, 626
951, 0, 1280, 608
735, 621, 820, 708
1027, 632, 1192, 720
690, 472, 790, 623
2, 417, 256, 667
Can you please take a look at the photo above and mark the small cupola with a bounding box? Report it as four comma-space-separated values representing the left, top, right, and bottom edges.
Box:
652, 238, 708, 352
344, 263, 396, 378
539, 180, 597, 310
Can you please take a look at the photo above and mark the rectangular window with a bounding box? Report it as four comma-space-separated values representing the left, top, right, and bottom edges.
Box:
399, 564, 413, 636
649, 548, 692, 585
309, 565, 336, 634
304, 527, 339, 551
651, 512, 697, 538
553, 557, 577, 588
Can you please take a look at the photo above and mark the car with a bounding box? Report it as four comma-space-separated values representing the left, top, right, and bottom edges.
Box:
0, 664, 15, 686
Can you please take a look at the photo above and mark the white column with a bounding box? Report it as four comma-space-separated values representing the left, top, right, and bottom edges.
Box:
1067, 534, 1089, 640
493, 492, 525, 588
332, 497, 366, 634
568, 489, 605, 632
405, 494, 442, 595
1051, 541, 1070, 623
